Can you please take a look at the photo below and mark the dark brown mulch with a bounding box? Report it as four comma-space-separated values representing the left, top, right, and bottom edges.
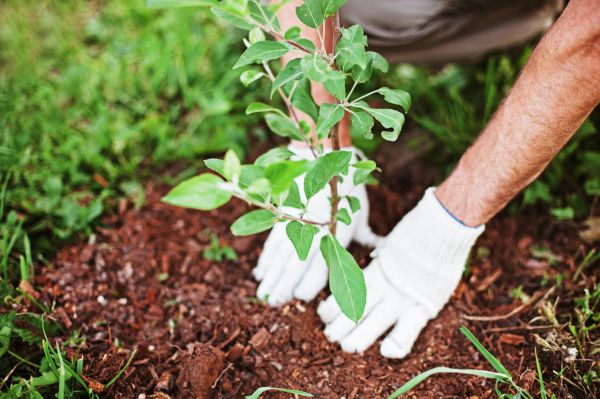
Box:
36, 140, 597, 399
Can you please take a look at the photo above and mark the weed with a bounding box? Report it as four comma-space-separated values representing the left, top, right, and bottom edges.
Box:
203, 233, 238, 262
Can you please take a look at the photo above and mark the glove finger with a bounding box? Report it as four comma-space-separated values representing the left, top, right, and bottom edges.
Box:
352, 206, 382, 248
323, 288, 385, 343
317, 294, 341, 324
379, 302, 430, 359
253, 224, 286, 281
340, 298, 398, 353
256, 246, 294, 302
293, 254, 328, 302
267, 245, 321, 306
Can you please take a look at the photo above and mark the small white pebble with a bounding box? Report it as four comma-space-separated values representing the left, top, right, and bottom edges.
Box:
97, 295, 108, 306
118, 297, 128, 305
123, 262, 133, 279
138, 394, 146, 399
148, 345, 156, 352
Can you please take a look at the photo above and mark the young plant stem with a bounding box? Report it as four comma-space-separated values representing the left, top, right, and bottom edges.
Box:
232, 187, 327, 227
261, 61, 316, 155
261, 25, 329, 62
327, 13, 342, 235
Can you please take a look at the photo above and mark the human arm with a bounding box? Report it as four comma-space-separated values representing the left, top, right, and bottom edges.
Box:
437, 0, 600, 226
320, 0, 600, 357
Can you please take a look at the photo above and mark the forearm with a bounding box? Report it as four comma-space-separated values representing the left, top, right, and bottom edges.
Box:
437, 0, 600, 226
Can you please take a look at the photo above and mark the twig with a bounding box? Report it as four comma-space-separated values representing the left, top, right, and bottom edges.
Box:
261, 60, 316, 155
232, 188, 327, 227
327, 12, 342, 235
462, 287, 555, 322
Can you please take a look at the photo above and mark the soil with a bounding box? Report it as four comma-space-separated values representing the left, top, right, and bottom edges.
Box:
36, 140, 598, 399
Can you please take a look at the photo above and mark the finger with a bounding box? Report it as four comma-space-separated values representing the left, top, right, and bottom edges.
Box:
256, 245, 294, 302
379, 303, 430, 359
293, 255, 328, 302
267, 246, 320, 306
340, 298, 398, 353
323, 289, 384, 343
253, 224, 286, 281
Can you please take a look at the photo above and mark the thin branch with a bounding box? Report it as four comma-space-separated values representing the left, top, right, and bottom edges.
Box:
328, 12, 342, 235
233, 188, 327, 227
261, 61, 317, 157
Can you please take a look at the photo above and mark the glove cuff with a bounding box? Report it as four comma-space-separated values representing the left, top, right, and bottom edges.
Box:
384, 187, 484, 265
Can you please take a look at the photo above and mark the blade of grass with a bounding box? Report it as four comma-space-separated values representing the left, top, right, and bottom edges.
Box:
459, 326, 511, 377
387, 367, 509, 399
105, 349, 137, 389
535, 349, 547, 399
56, 343, 66, 399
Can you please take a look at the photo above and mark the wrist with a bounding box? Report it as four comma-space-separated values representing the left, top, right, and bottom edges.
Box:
380, 187, 485, 266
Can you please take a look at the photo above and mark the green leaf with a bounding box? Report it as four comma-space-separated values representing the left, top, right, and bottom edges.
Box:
336, 25, 368, 71
211, 2, 254, 30
288, 79, 318, 122
245, 386, 313, 399
351, 58, 372, 83
352, 160, 377, 185
231, 210, 276, 236
459, 326, 512, 377
162, 174, 231, 210
248, 27, 265, 44
301, 54, 345, 83
376, 87, 411, 112
352, 160, 377, 170
271, 59, 302, 98
386, 367, 509, 399
248, 0, 280, 30
346, 196, 360, 213
240, 165, 265, 188
322, 0, 347, 16
368, 51, 389, 72
337, 208, 351, 225
284, 26, 301, 40
265, 160, 310, 195
255, 147, 294, 167
283, 181, 304, 209
204, 158, 224, 175
246, 102, 285, 116
233, 41, 290, 69
354, 104, 405, 141
320, 235, 366, 322
0, 323, 12, 359
315, 104, 344, 139
295, 0, 324, 28
323, 78, 346, 101
350, 110, 374, 140
147, 0, 216, 8
223, 150, 241, 181
286, 221, 318, 260
304, 150, 352, 199
295, 38, 317, 52
240, 70, 265, 86
265, 113, 303, 140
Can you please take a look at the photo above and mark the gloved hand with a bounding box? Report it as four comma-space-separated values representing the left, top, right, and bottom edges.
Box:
253, 144, 381, 306
317, 187, 485, 358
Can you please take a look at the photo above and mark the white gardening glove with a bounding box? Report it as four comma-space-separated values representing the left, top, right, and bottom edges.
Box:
317, 187, 485, 358
253, 144, 381, 306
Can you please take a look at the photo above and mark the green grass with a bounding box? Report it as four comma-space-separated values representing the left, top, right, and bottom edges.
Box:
0, 1, 598, 397
0, 0, 264, 250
